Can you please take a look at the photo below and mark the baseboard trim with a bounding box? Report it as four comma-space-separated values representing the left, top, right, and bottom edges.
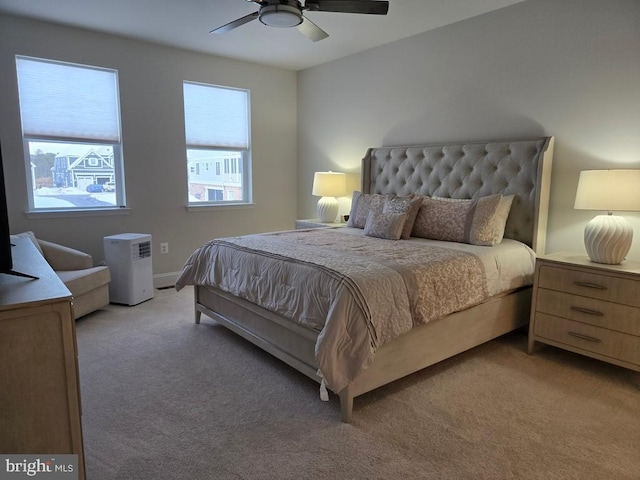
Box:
153, 271, 181, 289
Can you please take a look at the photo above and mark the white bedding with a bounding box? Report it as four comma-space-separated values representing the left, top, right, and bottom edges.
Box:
176, 227, 536, 392
335, 227, 537, 296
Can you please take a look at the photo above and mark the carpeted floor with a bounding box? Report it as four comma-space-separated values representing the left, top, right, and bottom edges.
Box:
75, 286, 640, 479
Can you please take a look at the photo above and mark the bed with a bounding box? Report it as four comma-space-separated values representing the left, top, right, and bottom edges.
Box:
176, 137, 554, 422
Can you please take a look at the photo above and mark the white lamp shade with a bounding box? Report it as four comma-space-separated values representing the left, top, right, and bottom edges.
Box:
312, 172, 347, 197
574, 169, 640, 265
574, 170, 640, 211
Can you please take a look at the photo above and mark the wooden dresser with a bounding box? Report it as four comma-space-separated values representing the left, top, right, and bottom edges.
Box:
0, 237, 85, 479
528, 252, 640, 372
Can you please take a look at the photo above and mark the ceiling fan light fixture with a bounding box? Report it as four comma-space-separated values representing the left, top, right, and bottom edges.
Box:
259, 5, 302, 28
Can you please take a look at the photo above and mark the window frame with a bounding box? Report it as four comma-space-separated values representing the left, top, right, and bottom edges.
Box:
183, 81, 252, 207
15, 55, 126, 214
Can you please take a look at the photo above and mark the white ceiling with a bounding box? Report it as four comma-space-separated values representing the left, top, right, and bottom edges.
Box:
0, 0, 525, 71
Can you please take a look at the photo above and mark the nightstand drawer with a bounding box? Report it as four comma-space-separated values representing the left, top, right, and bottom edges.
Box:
536, 288, 640, 336
534, 313, 639, 366
538, 265, 640, 308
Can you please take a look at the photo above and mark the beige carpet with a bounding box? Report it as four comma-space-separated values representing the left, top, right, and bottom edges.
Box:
75, 286, 640, 479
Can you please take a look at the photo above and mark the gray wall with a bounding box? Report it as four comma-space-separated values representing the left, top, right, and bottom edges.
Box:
2, 0, 640, 283
298, 0, 640, 259
0, 15, 298, 283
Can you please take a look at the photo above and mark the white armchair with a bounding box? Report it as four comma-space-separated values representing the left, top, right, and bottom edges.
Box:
13, 231, 111, 319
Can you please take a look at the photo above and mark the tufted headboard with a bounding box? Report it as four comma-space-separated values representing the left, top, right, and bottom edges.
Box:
361, 137, 554, 253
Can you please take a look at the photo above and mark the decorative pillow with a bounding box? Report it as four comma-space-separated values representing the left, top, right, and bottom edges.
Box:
363, 210, 407, 240
382, 195, 423, 239
470, 194, 514, 246
347, 191, 387, 229
412, 197, 475, 242
412, 194, 514, 246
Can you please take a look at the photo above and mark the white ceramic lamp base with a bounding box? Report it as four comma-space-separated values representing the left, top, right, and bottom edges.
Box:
316, 196, 338, 223
583, 214, 633, 265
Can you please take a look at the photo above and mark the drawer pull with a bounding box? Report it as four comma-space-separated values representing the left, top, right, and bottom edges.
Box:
573, 281, 607, 290
569, 306, 604, 317
568, 332, 602, 343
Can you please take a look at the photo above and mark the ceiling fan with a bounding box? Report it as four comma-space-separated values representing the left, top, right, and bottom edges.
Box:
210, 0, 389, 42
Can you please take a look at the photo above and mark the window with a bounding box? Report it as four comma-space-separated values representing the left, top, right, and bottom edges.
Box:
207, 188, 223, 201
15, 56, 125, 211
183, 81, 251, 205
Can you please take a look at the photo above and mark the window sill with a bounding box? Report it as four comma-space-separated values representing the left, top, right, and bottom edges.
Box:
187, 203, 255, 213
26, 207, 131, 219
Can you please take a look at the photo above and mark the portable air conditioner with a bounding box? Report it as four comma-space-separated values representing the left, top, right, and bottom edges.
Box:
103, 233, 153, 306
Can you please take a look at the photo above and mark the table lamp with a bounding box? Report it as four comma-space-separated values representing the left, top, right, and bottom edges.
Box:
574, 169, 640, 264
312, 171, 346, 223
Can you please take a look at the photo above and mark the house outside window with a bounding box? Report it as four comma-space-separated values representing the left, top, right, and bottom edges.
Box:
183, 81, 251, 205
15, 56, 125, 211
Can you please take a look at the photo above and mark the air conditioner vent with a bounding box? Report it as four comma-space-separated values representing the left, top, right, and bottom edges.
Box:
134, 241, 151, 259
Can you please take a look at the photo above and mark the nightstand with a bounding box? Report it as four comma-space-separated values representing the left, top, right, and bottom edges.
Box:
528, 252, 640, 372
295, 218, 346, 230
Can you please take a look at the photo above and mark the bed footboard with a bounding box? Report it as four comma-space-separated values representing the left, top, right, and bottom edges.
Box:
194, 285, 531, 423
195, 286, 321, 383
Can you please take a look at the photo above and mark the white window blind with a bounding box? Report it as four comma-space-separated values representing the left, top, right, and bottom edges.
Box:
16, 56, 121, 142
183, 82, 249, 149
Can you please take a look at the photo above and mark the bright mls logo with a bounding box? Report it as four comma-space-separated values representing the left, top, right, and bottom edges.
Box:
0, 455, 77, 479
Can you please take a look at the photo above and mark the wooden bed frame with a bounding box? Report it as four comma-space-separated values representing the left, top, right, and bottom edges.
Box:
193, 137, 554, 422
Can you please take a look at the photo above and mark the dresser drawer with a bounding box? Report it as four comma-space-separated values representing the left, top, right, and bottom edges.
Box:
534, 313, 639, 366
538, 265, 640, 308
535, 288, 640, 336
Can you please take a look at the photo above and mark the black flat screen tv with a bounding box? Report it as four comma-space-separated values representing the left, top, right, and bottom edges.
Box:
0, 142, 37, 279
0, 142, 13, 274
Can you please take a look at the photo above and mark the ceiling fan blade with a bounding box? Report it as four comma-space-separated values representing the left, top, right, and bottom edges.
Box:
210, 12, 259, 34
305, 0, 389, 15
297, 16, 329, 42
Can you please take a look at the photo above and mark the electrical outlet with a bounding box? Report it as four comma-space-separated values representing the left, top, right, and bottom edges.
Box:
160, 242, 169, 254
